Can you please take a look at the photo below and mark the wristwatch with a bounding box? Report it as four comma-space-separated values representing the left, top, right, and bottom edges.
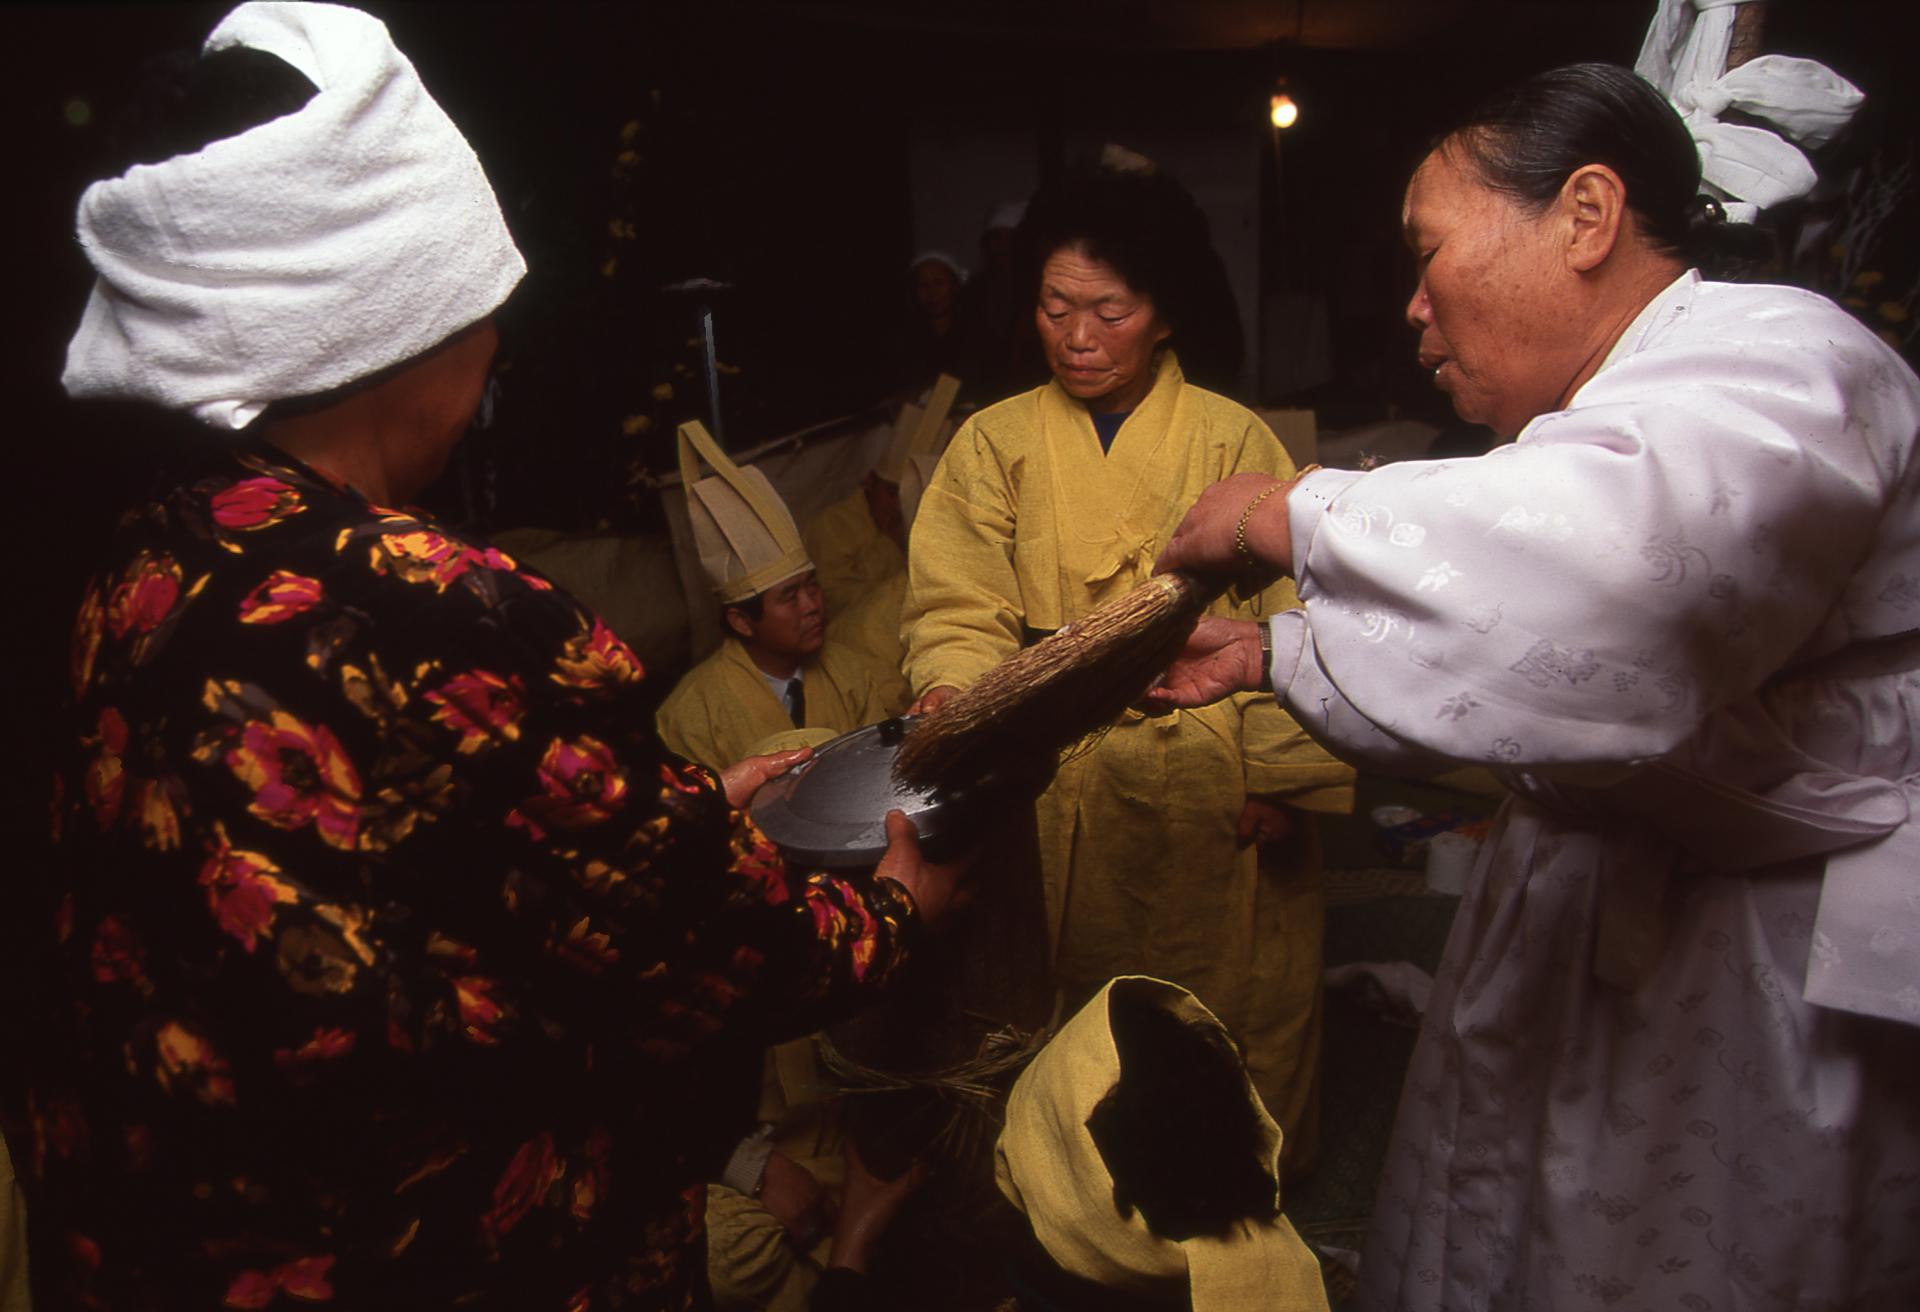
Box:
1256, 619, 1274, 694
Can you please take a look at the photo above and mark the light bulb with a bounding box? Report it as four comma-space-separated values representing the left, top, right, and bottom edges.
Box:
1269, 93, 1299, 130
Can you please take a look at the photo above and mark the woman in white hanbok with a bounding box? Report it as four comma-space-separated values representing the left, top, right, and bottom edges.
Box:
1154, 63, 1920, 1312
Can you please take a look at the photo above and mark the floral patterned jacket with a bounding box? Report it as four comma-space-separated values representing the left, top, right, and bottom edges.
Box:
20, 446, 917, 1311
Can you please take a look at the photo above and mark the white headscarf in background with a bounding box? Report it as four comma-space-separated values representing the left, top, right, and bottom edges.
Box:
62, 1, 526, 430
908, 250, 968, 283
1635, 0, 1863, 222
985, 199, 1028, 233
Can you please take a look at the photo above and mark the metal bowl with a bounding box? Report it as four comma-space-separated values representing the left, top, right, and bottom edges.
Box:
748, 716, 997, 868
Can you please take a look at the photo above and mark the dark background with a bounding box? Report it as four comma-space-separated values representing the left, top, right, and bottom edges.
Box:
4, 0, 1917, 874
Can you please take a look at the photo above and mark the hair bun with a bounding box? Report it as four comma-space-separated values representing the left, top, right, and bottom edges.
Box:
1681, 191, 1771, 277
1686, 194, 1727, 233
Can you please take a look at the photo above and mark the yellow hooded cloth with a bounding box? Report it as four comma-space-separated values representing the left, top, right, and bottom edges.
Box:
996, 977, 1329, 1311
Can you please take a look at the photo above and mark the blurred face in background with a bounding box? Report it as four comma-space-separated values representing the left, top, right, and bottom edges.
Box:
911, 259, 960, 322
1035, 244, 1171, 414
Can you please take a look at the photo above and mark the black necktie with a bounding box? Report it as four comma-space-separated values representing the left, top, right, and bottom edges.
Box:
784, 678, 805, 725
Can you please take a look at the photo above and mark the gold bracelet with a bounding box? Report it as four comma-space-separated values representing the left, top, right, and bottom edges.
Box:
1234, 484, 1282, 568
1234, 466, 1320, 571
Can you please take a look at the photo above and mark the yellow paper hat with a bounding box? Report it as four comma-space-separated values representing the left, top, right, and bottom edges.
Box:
678, 420, 813, 604
875, 373, 960, 483
995, 977, 1329, 1312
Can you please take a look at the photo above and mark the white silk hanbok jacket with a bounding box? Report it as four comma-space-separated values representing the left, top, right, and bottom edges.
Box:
1272, 272, 1920, 1310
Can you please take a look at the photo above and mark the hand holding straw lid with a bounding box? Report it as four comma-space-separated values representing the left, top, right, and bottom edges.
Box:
1153, 469, 1315, 583
892, 570, 1224, 791
892, 470, 1311, 792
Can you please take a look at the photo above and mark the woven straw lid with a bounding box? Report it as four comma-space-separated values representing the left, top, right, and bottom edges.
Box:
678, 419, 812, 604
875, 373, 961, 483
994, 977, 1328, 1311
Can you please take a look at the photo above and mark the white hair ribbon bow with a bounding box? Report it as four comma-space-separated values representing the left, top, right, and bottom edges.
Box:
1635, 0, 1863, 223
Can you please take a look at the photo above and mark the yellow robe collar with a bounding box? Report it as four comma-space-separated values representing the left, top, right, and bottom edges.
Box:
1036, 350, 1195, 594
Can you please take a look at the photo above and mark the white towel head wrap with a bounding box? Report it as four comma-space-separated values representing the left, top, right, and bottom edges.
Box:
62, 1, 527, 429
1635, 0, 1863, 223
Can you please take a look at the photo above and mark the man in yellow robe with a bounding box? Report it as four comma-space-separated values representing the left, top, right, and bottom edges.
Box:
904, 351, 1353, 1173
655, 575, 897, 771
657, 421, 895, 770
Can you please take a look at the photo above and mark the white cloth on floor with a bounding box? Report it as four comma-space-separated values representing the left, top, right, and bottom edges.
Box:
62, 1, 525, 429
1323, 962, 1433, 1025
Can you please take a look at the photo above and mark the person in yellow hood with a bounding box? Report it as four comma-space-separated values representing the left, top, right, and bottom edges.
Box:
657, 422, 895, 770
801, 471, 902, 620
902, 159, 1353, 1173
821, 427, 954, 716
803, 374, 960, 620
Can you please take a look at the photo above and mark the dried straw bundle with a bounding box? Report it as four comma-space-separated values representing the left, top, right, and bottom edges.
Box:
817, 1020, 1049, 1176
894, 570, 1220, 790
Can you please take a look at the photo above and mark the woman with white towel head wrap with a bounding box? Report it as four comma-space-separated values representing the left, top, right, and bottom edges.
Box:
25, 5, 958, 1309
1154, 56, 1920, 1312
63, 0, 526, 437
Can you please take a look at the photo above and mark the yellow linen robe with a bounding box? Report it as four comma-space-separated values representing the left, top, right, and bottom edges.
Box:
824, 570, 910, 716
1, 1136, 25, 1312
801, 488, 902, 616
901, 353, 1354, 1164
656, 636, 894, 771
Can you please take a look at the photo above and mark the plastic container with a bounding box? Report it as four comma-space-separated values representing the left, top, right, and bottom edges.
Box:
1425, 830, 1480, 895
1373, 806, 1466, 866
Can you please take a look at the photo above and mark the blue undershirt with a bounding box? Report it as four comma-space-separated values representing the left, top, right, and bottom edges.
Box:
1089, 407, 1132, 453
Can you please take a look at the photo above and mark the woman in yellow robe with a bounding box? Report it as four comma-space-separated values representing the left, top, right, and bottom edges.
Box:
902, 162, 1353, 1170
